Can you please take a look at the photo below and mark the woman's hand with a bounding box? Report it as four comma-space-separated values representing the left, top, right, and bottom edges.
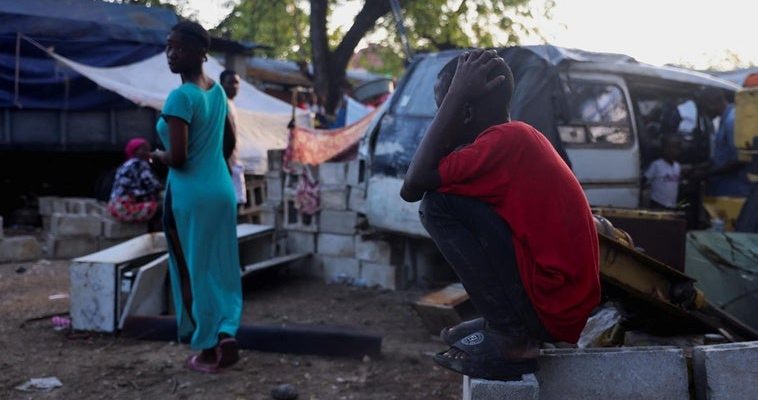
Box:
150, 150, 166, 165
446, 49, 507, 103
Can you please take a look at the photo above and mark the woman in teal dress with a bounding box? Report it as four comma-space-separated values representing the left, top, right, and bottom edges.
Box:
151, 21, 241, 373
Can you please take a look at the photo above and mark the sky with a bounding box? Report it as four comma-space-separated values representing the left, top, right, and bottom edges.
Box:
185, 0, 758, 70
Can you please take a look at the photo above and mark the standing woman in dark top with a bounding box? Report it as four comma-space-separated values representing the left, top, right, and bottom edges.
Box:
151, 20, 241, 373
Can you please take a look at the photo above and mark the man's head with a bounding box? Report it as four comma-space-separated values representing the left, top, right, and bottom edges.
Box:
220, 69, 240, 99
698, 87, 729, 119
434, 51, 514, 132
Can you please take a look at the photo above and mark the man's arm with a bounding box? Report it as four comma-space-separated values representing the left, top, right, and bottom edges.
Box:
399, 87, 467, 202
400, 50, 506, 202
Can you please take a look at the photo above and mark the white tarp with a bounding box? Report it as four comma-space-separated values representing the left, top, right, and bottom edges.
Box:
47, 51, 308, 173
345, 96, 372, 126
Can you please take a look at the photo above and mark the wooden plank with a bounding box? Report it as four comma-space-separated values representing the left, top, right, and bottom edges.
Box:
413, 283, 477, 335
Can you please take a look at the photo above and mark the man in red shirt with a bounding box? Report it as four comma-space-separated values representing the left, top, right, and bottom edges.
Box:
400, 49, 600, 380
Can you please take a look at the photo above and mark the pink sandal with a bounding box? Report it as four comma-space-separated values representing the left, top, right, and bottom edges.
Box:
186, 354, 219, 374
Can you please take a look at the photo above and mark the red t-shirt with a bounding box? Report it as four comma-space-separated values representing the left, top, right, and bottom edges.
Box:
438, 121, 600, 343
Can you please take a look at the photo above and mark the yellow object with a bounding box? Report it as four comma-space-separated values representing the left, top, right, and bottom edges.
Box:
702, 196, 747, 231
735, 88, 758, 162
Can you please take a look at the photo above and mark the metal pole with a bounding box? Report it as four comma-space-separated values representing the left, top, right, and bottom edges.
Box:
389, 0, 414, 62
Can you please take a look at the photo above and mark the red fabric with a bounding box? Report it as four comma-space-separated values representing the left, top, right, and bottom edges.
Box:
437, 121, 600, 343
286, 109, 378, 165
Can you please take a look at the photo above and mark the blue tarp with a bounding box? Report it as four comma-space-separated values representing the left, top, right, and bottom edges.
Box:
0, 0, 178, 109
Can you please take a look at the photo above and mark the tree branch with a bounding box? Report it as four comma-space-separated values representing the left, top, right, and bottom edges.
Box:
332, 0, 392, 71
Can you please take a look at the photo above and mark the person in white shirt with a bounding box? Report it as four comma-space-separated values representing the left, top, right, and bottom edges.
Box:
220, 69, 247, 207
644, 135, 682, 209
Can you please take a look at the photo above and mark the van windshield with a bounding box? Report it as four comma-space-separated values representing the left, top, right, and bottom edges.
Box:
393, 53, 457, 117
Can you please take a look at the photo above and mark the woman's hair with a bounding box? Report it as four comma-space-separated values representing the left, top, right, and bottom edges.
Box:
171, 20, 211, 51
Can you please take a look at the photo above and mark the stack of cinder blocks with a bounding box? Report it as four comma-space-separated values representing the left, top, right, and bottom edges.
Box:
262, 150, 400, 289
238, 174, 266, 224
463, 343, 758, 400
39, 197, 148, 259
0, 215, 43, 263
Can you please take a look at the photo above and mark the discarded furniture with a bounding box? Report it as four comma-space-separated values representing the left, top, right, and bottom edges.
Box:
70, 224, 296, 333
70, 233, 167, 332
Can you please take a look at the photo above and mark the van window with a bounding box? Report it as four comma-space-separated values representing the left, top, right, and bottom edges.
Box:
559, 81, 632, 147
393, 54, 456, 117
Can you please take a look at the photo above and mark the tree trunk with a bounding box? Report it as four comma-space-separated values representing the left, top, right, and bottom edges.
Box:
309, 0, 393, 116
309, 0, 331, 112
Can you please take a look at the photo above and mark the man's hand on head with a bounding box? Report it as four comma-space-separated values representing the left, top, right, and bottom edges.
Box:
446, 49, 507, 103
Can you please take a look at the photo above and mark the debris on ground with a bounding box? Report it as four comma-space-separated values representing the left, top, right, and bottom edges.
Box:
578, 303, 624, 348
271, 383, 299, 400
14, 376, 63, 392
51, 315, 71, 331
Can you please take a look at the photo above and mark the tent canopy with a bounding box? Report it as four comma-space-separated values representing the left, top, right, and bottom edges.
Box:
48, 48, 308, 173
0, 0, 178, 109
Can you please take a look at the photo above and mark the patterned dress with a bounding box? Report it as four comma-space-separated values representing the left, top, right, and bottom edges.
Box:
107, 158, 162, 222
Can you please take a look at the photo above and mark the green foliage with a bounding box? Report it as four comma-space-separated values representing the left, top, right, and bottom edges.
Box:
213, 0, 310, 60
395, 0, 542, 52
214, 0, 551, 77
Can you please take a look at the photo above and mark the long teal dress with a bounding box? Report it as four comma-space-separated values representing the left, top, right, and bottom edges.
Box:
156, 81, 242, 350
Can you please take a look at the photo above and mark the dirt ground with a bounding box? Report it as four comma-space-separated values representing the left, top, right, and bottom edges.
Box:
0, 258, 461, 400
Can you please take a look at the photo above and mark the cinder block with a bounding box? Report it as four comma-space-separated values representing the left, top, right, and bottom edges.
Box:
354, 236, 392, 264
242, 176, 266, 210
283, 199, 318, 232
317, 233, 355, 257
266, 176, 283, 203
65, 198, 101, 215
88, 202, 107, 217
463, 375, 539, 400
360, 261, 397, 290
0, 236, 42, 263
265, 169, 282, 179
51, 213, 102, 237
318, 162, 348, 186
346, 158, 366, 187
267, 149, 284, 172
99, 237, 129, 250
320, 186, 349, 210
101, 217, 148, 239
693, 341, 758, 400
319, 210, 358, 234
286, 231, 316, 254
38, 196, 57, 216
348, 187, 366, 214
46, 235, 99, 259
42, 216, 51, 232
321, 255, 360, 283
260, 204, 283, 228
536, 347, 689, 400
